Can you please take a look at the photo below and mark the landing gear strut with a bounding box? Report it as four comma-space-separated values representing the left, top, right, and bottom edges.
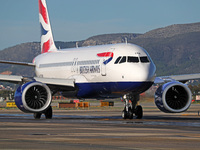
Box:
33, 106, 53, 119
122, 94, 143, 119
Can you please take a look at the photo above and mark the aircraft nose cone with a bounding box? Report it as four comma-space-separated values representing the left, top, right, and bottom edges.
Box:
137, 63, 156, 82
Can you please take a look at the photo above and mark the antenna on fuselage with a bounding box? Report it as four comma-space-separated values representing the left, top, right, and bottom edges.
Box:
125, 37, 128, 44
76, 42, 79, 48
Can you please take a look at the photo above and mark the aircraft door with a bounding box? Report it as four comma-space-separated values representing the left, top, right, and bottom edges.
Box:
100, 48, 115, 76
101, 59, 106, 76
71, 58, 78, 73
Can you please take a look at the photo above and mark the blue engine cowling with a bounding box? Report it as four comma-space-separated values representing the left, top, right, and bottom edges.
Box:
155, 81, 192, 113
14, 81, 52, 113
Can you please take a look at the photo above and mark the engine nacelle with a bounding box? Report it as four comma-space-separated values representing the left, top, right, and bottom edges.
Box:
155, 81, 192, 113
14, 81, 52, 113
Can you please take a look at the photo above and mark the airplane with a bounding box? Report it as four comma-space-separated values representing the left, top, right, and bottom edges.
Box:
0, 0, 200, 119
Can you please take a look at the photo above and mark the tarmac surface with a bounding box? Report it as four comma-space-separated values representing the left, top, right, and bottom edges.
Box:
0, 102, 200, 150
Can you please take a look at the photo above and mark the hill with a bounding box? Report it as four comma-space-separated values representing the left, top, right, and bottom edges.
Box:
0, 22, 200, 76
138, 22, 200, 38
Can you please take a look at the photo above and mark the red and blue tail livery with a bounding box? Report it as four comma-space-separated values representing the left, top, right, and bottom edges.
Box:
39, 0, 57, 53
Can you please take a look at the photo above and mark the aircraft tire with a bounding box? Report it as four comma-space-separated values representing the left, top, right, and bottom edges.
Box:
34, 113, 42, 119
135, 105, 143, 119
122, 110, 127, 119
44, 106, 53, 119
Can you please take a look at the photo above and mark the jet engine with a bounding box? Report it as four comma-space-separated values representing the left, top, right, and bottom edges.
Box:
155, 81, 192, 113
14, 81, 52, 113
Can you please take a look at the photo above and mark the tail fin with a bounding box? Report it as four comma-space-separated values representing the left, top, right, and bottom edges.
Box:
39, 0, 57, 53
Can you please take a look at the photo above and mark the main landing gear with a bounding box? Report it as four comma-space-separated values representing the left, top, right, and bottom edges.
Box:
33, 106, 53, 119
122, 94, 143, 119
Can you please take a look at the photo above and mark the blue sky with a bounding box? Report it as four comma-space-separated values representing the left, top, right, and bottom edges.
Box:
0, 0, 200, 50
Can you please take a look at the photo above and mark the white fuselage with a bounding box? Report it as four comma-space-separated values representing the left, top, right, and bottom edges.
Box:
34, 43, 156, 98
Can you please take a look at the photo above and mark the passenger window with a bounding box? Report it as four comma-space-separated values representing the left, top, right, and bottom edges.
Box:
114, 56, 122, 64
119, 56, 126, 64
128, 56, 139, 63
140, 56, 150, 63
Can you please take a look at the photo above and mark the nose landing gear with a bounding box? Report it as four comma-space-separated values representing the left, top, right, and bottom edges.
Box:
122, 94, 143, 119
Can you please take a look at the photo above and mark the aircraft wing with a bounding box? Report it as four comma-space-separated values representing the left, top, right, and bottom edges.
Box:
0, 74, 75, 88
0, 74, 22, 84
0, 60, 75, 89
0, 60, 35, 67
154, 73, 200, 84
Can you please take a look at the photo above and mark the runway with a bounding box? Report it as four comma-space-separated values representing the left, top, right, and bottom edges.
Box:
0, 102, 200, 149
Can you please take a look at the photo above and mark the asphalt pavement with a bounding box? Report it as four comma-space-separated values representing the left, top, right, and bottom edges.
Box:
0, 102, 200, 149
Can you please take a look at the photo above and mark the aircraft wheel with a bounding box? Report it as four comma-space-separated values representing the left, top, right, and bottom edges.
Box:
122, 110, 127, 119
135, 105, 143, 119
44, 106, 53, 119
34, 113, 42, 119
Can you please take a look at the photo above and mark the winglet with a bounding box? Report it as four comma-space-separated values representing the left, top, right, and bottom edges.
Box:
39, 0, 57, 53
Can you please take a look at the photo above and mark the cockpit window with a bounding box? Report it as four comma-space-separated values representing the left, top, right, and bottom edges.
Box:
114, 56, 122, 64
114, 56, 150, 64
119, 56, 126, 64
127, 56, 139, 63
140, 56, 150, 63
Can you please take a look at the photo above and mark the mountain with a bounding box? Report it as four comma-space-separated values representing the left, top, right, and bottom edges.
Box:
131, 23, 200, 75
137, 22, 200, 39
81, 33, 141, 46
0, 22, 200, 76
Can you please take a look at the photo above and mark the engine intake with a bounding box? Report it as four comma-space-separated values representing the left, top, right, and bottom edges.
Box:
15, 81, 52, 113
155, 81, 192, 113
